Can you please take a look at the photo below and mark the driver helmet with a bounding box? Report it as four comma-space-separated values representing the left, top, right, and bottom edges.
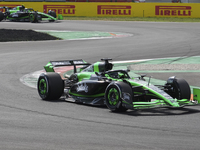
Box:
20, 5, 25, 11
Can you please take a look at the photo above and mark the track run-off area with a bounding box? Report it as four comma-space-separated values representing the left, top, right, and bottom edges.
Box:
1, 20, 200, 150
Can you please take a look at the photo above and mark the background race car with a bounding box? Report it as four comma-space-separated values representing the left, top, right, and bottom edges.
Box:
0, 5, 57, 22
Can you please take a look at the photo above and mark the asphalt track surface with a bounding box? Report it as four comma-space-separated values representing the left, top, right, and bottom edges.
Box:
1, 20, 200, 150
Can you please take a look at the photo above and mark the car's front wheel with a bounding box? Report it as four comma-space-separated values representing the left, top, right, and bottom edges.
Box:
105, 84, 127, 112
29, 12, 38, 23
166, 77, 191, 100
173, 78, 191, 100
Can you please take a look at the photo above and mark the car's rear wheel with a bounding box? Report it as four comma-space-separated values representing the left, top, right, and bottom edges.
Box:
105, 84, 127, 112
0, 11, 4, 22
29, 12, 38, 23
37, 73, 64, 100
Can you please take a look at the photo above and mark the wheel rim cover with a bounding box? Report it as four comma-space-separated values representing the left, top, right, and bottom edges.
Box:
29, 14, 34, 21
39, 79, 47, 95
108, 88, 119, 106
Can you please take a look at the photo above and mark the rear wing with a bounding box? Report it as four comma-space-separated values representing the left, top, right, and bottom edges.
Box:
44, 59, 91, 73
0, 6, 11, 10
0, 6, 6, 11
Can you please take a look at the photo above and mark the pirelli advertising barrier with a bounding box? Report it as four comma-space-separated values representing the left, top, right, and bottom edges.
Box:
0, 2, 199, 18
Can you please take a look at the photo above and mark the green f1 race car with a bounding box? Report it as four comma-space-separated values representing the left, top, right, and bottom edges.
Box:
37, 58, 200, 112
0, 5, 57, 23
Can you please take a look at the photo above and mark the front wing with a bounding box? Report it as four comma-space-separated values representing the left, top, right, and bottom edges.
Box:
122, 88, 200, 110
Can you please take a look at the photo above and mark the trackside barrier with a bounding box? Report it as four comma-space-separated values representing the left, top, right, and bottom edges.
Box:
0, 2, 200, 18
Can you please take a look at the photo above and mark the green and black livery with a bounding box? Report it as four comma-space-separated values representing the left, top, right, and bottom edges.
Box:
37, 58, 200, 112
0, 5, 57, 23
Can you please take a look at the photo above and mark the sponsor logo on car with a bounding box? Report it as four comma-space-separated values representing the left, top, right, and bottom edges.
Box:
77, 83, 88, 93
155, 6, 191, 16
11, 14, 19, 17
51, 61, 71, 66
97, 5, 131, 16
43, 5, 75, 15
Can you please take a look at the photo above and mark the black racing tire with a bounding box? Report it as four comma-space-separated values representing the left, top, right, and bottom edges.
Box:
0, 11, 4, 22
105, 84, 128, 112
48, 11, 56, 18
48, 11, 56, 22
29, 12, 38, 23
171, 78, 191, 100
37, 73, 64, 100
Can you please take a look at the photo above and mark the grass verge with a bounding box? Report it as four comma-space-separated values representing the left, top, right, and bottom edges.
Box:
63, 16, 200, 22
